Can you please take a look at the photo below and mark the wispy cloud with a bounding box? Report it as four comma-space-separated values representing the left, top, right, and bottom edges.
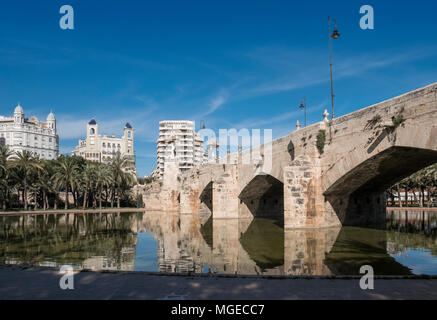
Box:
197, 90, 229, 118
231, 45, 437, 100
230, 101, 327, 129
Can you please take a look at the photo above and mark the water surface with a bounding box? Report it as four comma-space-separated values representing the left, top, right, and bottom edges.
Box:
0, 210, 436, 276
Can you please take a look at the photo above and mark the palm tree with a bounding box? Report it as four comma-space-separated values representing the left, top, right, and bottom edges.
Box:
70, 156, 87, 208
0, 145, 12, 174
107, 152, 129, 208
422, 163, 437, 206
53, 156, 79, 209
82, 162, 97, 208
95, 164, 111, 209
35, 160, 55, 210
119, 170, 135, 206
10, 150, 43, 210
0, 145, 13, 210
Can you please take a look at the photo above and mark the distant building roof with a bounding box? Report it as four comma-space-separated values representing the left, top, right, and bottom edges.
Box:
47, 112, 55, 121
88, 119, 97, 125
14, 104, 24, 114
125, 122, 132, 129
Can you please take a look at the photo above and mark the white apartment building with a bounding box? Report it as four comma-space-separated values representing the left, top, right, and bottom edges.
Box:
0, 104, 59, 159
72, 119, 136, 174
156, 120, 207, 179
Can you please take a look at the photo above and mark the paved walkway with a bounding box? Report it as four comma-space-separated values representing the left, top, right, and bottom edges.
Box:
0, 265, 436, 300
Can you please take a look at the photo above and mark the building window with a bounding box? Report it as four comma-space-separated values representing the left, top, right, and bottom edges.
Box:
90, 128, 95, 135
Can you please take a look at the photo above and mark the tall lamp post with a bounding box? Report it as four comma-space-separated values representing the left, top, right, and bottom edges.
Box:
328, 17, 340, 120
299, 97, 307, 127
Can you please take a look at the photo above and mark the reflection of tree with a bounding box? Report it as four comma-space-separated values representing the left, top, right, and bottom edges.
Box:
0, 213, 138, 270
387, 210, 437, 236
385, 210, 437, 257
386, 231, 437, 257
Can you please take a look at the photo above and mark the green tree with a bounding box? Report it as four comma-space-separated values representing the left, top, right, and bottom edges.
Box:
107, 152, 134, 208
53, 156, 79, 209
82, 162, 97, 208
95, 164, 112, 209
10, 150, 43, 210
0, 145, 13, 210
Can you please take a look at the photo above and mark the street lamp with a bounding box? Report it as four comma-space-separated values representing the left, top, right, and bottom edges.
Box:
299, 97, 307, 127
328, 17, 340, 120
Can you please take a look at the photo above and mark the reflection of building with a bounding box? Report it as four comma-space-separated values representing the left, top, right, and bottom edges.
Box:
82, 248, 136, 271
156, 121, 206, 179
72, 119, 136, 173
0, 104, 59, 159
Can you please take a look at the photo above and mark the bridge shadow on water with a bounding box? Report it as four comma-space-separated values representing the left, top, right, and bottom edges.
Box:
239, 218, 284, 270
324, 227, 412, 276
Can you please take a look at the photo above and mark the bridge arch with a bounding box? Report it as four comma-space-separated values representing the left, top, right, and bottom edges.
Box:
324, 145, 437, 227
238, 174, 284, 219
199, 181, 213, 214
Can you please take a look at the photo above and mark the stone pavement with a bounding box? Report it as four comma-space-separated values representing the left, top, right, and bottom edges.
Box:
0, 265, 436, 300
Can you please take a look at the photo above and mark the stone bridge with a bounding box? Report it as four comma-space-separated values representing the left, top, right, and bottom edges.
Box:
143, 82, 437, 229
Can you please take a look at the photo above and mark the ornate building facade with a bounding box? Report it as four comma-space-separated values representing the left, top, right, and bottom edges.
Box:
0, 104, 59, 159
72, 119, 136, 174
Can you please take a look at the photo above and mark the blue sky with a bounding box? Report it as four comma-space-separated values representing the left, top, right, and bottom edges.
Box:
0, 0, 436, 176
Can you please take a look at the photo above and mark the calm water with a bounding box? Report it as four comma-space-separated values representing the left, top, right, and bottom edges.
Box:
0, 210, 436, 276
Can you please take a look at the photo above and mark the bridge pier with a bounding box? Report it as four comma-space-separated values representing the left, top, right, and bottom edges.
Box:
212, 165, 240, 219
284, 155, 339, 229
180, 180, 200, 214
161, 162, 180, 212
284, 156, 317, 228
